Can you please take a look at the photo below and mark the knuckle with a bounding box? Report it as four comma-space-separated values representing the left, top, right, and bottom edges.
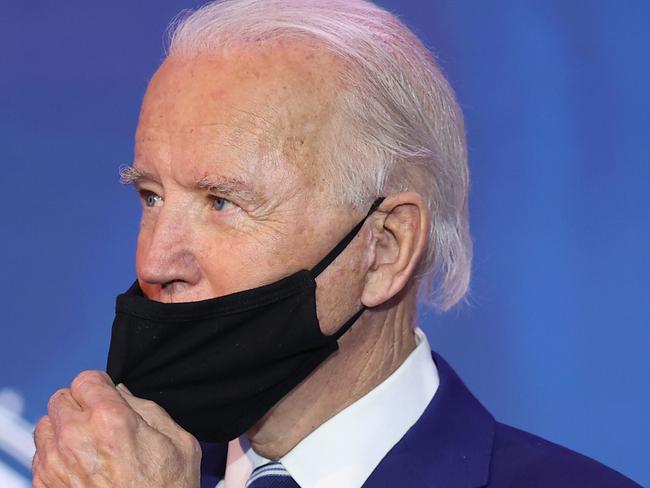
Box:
33, 447, 52, 474
36, 442, 52, 468
180, 430, 201, 456
34, 415, 51, 440
91, 402, 135, 432
47, 388, 70, 414
71, 370, 112, 391
189, 435, 201, 459
143, 398, 166, 416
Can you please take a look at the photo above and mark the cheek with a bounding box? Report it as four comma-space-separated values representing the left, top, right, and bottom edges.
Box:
315, 240, 368, 335
194, 240, 235, 287
316, 268, 365, 336
198, 222, 318, 297
196, 234, 272, 294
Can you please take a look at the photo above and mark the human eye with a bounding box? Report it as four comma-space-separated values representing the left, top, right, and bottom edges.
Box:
212, 196, 235, 212
139, 190, 163, 208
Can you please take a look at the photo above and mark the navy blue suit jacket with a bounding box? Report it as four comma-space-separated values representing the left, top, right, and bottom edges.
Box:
200, 351, 640, 487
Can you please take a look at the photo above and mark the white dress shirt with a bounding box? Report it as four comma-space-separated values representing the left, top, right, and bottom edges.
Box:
217, 327, 439, 488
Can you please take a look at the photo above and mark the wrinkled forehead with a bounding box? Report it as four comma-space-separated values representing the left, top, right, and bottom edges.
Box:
135, 41, 345, 181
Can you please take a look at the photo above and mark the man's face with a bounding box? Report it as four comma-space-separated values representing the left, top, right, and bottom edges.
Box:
131, 43, 368, 325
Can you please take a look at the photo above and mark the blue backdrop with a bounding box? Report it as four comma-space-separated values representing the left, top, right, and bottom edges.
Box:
1, 1, 648, 486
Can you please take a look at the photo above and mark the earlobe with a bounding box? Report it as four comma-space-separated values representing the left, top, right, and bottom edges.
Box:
361, 193, 429, 308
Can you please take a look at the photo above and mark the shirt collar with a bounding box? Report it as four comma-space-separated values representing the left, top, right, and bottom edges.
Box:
243, 327, 439, 488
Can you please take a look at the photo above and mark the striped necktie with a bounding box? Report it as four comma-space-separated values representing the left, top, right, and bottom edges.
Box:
246, 461, 300, 488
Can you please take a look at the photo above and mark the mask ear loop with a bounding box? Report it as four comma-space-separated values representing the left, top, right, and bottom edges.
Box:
310, 197, 385, 278
310, 197, 385, 340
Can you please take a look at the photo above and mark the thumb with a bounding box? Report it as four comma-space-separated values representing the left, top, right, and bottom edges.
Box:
115, 383, 189, 439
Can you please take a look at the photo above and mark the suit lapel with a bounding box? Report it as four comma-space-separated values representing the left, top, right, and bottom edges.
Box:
363, 351, 496, 488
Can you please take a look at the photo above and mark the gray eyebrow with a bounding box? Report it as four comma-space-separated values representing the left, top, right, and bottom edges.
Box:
119, 164, 157, 185
118, 164, 262, 204
195, 174, 262, 203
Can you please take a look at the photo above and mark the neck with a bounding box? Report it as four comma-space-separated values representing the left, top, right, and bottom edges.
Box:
245, 298, 417, 459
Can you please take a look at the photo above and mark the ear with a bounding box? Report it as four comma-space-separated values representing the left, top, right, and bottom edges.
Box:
361, 192, 429, 308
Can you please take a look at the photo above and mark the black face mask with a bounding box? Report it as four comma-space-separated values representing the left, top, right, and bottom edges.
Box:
106, 198, 384, 443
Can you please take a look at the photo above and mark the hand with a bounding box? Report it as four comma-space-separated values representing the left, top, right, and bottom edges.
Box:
32, 371, 201, 487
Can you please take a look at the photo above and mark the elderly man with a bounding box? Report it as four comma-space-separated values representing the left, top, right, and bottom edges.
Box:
33, 1, 638, 487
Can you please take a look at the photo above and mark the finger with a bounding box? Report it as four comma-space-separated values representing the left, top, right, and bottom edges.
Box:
32, 471, 49, 488
115, 383, 181, 434
116, 384, 199, 454
33, 416, 69, 487
32, 461, 68, 488
31, 453, 52, 488
33, 416, 55, 453
47, 388, 83, 434
69, 370, 127, 411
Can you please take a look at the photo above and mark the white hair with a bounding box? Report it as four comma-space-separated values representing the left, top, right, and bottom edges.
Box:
166, 0, 471, 311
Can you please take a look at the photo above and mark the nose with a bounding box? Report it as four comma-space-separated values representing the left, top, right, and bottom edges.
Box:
136, 204, 202, 294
